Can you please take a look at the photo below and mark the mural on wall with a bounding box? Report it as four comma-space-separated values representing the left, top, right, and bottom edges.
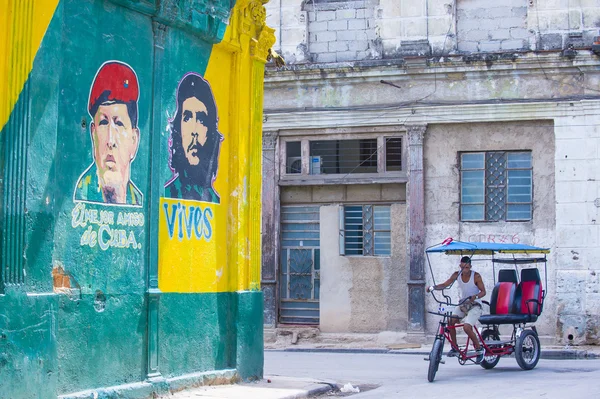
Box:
74, 61, 143, 207
71, 61, 145, 251
164, 73, 223, 203
159, 72, 229, 293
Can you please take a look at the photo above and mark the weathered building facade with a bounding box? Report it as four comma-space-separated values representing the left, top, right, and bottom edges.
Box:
262, 0, 600, 345
1, 0, 274, 398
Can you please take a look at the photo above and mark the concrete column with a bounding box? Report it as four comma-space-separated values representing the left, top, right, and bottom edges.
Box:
407, 124, 427, 331
261, 130, 280, 327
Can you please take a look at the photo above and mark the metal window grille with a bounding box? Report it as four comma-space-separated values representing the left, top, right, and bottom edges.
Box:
342, 205, 391, 256
486, 152, 506, 221
460, 151, 532, 222
385, 137, 402, 171
309, 139, 378, 174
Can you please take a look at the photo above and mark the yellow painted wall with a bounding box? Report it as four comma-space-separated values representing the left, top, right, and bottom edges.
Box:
157, 0, 274, 293
0, 0, 60, 131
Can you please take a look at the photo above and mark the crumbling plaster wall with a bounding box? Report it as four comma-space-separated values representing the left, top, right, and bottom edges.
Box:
263, 54, 600, 112
553, 109, 600, 345
264, 0, 600, 64
423, 121, 557, 338
320, 202, 407, 333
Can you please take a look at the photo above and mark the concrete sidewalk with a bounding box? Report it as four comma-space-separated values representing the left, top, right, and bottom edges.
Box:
160, 376, 337, 399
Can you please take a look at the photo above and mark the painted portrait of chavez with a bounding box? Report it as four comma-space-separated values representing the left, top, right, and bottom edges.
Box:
74, 61, 143, 206
164, 73, 223, 203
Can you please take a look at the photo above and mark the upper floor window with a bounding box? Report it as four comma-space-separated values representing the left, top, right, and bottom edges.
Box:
309, 139, 377, 174
460, 151, 532, 222
341, 205, 391, 256
284, 137, 403, 176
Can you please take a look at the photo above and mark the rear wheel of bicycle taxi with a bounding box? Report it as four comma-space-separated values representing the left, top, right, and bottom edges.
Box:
428, 337, 444, 382
515, 329, 541, 370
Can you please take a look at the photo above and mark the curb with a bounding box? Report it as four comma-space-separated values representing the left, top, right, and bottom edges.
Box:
59, 369, 239, 399
305, 382, 338, 398
267, 348, 600, 360
275, 348, 390, 354
277, 382, 337, 399
541, 350, 600, 360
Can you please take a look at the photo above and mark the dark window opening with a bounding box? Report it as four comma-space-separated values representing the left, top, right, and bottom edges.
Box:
310, 139, 378, 174
286, 141, 302, 174
385, 137, 402, 171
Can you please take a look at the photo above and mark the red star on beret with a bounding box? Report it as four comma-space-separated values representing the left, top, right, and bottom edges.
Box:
88, 61, 139, 115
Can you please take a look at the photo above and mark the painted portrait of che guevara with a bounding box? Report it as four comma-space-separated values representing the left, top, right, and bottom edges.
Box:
74, 61, 143, 206
164, 73, 223, 203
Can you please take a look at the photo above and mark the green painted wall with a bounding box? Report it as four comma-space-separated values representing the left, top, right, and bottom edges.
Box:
56, 295, 148, 394
158, 292, 264, 380
0, 0, 268, 397
159, 293, 236, 376
0, 290, 58, 399
235, 291, 264, 380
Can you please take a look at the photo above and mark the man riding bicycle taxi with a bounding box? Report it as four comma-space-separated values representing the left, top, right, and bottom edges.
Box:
426, 256, 487, 363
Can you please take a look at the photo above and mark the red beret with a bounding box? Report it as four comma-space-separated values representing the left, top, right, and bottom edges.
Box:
88, 61, 139, 115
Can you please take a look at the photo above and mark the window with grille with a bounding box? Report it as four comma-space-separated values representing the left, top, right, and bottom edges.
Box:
340, 205, 391, 256
385, 137, 402, 171
460, 151, 532, 222
310, 139, 378, 174
285, 137, 403, 176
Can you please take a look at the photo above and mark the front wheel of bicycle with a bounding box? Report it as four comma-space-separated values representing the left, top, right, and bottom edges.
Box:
428, 337, 444, 382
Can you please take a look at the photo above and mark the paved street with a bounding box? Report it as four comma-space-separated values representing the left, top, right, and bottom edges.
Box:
265, 350, 600, 399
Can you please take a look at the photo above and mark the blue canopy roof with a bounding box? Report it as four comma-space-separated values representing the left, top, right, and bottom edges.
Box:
426, 241, 550, 255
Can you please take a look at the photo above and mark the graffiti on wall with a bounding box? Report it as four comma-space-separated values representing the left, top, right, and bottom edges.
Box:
74, 61, 143, 207
72, 61, 145, 250
162, 73, 223, 242
158, 72, 227, 293
164, 73, 223, 204
468, 234, 521, 244
71, 203, 144, 250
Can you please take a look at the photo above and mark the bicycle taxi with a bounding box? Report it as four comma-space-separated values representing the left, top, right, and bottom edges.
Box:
424, 239, 549, 382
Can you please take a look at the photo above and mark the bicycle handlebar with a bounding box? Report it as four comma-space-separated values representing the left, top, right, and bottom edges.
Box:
428, 290, 470, 307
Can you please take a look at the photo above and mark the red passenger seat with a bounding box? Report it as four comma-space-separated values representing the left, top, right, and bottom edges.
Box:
478, 269, 517, 325
514, 268, 544, 319
479, 268, 544, 325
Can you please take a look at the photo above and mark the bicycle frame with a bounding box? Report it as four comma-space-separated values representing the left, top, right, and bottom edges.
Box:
433, 313, 485, 363
437, 316, 537, 359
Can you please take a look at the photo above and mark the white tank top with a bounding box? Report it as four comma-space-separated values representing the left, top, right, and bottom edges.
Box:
457, 270, 479, 301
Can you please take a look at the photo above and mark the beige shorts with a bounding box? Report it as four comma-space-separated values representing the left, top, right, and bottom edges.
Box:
453, 302, 483, 326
